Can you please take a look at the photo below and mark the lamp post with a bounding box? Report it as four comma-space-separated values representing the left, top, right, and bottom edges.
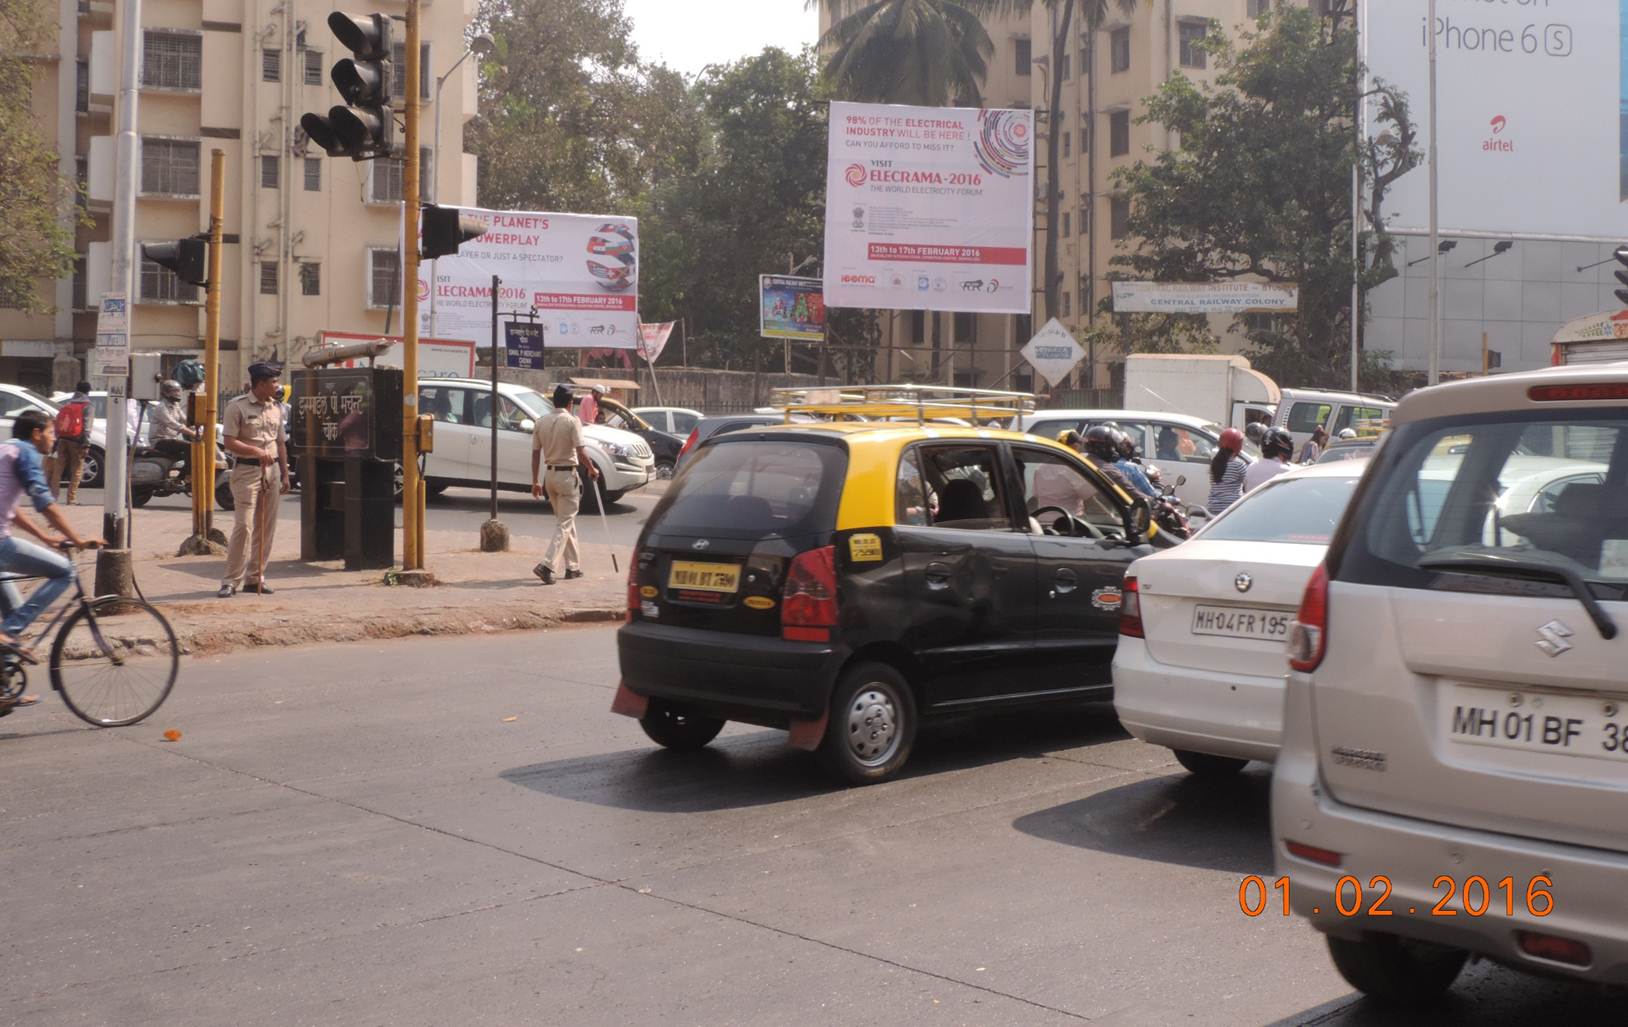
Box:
428, 34, 495, 338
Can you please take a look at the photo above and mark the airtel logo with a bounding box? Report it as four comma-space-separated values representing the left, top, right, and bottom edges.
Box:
844, 163, 867, 188
1482, 114, 1513, 153
1490, 115, 1507, 135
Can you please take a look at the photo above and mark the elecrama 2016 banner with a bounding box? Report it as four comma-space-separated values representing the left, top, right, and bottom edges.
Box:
1363, 3, 1622, 239
416, 208, 639, 350
823, 101, 1033, 314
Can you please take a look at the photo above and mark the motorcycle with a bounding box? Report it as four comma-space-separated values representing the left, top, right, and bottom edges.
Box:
130, 439, 235, 510
1142, 466, 1196, 540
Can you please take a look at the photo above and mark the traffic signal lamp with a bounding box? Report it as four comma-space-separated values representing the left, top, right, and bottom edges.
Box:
1613, 245, 1628, 307
421, 205, 489, 259
141, 238, 209, 287
300, 11, 393, 161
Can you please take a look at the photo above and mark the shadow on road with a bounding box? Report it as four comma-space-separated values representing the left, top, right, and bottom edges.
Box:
501, 704, 1135, 813
1012, 768, 1273, 875
1266, 961, 1620, 1025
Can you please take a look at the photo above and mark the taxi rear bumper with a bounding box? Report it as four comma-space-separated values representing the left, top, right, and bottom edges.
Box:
617, 621, 844, 724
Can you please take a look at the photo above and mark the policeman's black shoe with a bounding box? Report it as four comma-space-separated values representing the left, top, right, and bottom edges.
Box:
534, 563, 556, 585
244, 582, 274, 595
564, 569, 584, 580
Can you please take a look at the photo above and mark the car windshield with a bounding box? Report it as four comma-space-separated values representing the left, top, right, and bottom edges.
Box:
507, 388, 549, 419
1201, 474, 1361, 545
651, 439, 845, 540
1352, 414, 1628, 589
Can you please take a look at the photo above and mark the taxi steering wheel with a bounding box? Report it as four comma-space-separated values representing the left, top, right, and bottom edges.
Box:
1030, 505, 1103, 539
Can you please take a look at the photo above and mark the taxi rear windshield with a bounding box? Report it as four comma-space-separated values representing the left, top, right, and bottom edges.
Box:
651, 439, 846, 539
1336, 412, 1628, 595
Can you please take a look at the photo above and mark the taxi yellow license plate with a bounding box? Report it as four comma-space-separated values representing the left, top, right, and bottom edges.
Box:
668, 561, 741, 593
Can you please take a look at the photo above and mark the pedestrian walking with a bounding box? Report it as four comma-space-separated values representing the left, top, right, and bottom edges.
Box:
47, 381, 93, 503
1299, 425, 1329, 464
530, 383, 600, 585
218, 363, 288, 598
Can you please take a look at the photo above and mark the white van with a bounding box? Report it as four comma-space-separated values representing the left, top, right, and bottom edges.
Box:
1273, 388, 1395, 454
1274, 363, 1628, 1003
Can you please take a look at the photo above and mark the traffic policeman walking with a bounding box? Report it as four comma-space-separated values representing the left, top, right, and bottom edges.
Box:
531, 384, 599, 585
218, 363, 288, 597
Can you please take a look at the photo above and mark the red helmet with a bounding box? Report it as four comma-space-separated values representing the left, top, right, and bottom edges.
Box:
1219, 427, 1245, 451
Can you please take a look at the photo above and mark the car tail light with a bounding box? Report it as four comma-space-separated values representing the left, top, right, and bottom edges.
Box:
1283, 839, 1343, 867
1118, 575, 1144, 638
677, 428, 699, 460
1516, 931, 1592, 967
782, 545, 838, 642
1288, 563, 1329, 672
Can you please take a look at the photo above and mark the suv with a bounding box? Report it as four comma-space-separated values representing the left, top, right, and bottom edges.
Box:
1274, 364, 1628, 1002
613, 409, 1172, 785
1274, 388, 1395, 455
1017, 409, 1241, 511
416, 379, 655, 504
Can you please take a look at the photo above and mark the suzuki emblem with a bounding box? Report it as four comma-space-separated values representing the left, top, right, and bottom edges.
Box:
691, 539, 710, 551
1535, 620, 1574, 657
1234, 573, 1253, 593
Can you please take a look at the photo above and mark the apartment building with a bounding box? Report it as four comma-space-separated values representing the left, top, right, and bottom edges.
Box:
820, 0, 1317, 395
0, 0, 479, 392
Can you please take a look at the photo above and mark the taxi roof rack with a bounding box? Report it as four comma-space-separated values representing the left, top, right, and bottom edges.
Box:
768, 384, 1036, 425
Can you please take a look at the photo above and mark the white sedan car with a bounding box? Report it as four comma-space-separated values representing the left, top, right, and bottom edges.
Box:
1113, 460, 1367, 776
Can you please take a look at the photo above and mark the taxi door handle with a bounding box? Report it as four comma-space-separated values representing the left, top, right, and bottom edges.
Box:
924, 562, 951, 590
1052, 568, 1078, 596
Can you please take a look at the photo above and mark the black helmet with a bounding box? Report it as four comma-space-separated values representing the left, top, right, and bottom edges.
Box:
1263, 427, 1295, 458
1082, 424, 1119, 461
1115, 431, 1139, 459
1244, 422, 1268, 446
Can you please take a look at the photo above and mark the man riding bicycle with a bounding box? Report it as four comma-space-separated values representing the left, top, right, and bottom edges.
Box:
0, 410, 103, 705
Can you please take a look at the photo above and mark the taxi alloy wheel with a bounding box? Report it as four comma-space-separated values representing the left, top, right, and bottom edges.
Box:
1325, 934, 1468, 1006
819, 662, 917, 786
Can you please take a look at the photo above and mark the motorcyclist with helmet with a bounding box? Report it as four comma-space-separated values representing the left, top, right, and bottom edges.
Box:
1206, 427, 1249, 515
1106, 427, 1157, 498
1244, 427, 1296, 491
1081, 425, 1151, 499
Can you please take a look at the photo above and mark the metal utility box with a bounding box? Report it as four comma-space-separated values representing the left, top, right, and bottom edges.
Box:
290, 367, 402, 570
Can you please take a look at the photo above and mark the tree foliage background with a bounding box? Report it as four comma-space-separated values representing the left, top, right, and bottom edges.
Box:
0, 0, 84, 313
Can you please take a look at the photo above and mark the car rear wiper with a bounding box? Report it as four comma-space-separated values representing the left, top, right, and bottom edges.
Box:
1419, 551, 1619, 640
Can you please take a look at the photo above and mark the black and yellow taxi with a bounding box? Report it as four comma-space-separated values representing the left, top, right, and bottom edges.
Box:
612, 386, 1175, 784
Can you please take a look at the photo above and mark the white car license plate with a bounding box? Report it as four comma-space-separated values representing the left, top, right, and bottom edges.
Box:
1445, 684, 1628, 761
1190, 605, 1292, 642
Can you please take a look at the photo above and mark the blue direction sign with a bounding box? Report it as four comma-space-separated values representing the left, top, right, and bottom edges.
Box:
504, 322, 545, 369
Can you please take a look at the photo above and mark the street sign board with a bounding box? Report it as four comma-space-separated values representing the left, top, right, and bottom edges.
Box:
1020, 318, 1086, 388
504, 322, 546, 370
93, 293, 130, 378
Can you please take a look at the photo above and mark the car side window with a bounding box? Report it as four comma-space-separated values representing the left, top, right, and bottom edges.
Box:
895, 448, 931, 526
1151, 424, 1214, 464
915, 444, 1015, 532
1530, 472, 1605, 514
1014, 447, 1124, 535
420, 387, 467, 425
672, 412, 699, 434
1287, 402, 1332, 434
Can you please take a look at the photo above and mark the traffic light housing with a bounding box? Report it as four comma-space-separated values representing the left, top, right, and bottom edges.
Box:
1614, 245, 1628, 307
300, 11, 393, 161
421, 205, 488, 259
141, 238, 209, 287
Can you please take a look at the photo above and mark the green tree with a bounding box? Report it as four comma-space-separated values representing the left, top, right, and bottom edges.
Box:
637, 49, 829, 370
811, 0, 994, 106
1111, 2, 1418, 388
0, 0, 83, 312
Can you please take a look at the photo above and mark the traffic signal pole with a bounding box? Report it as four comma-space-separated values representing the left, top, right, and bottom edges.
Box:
400, 0, 425, 574
202, 149, 224, 536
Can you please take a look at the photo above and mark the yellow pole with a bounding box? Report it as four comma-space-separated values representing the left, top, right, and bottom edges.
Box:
202, 148, 225, 537
401, 0, 423, 570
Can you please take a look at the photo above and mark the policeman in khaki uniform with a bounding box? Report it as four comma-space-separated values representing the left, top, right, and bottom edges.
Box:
219, 363, 289, 597
531, 384, 598, 585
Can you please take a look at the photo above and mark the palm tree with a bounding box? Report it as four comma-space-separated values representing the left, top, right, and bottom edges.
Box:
810, 0, 996, 107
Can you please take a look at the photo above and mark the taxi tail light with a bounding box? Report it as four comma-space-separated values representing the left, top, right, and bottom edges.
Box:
782, 545, 837, 642
1288, 563, 1329, 673
1283, 839, 1343, 867
1516, 930, 1592, 967
1118, 575, 1144, 638
677, 428, 699, 461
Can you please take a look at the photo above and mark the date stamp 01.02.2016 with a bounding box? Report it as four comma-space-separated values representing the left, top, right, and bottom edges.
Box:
1238, 874, 1556, 920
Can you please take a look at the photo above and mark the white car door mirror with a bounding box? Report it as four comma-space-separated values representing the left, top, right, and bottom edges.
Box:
519, 418, 535, 433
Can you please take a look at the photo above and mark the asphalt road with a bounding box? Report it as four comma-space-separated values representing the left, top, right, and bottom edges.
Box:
2, 629, 1614, 1025
75, 481, 661, 550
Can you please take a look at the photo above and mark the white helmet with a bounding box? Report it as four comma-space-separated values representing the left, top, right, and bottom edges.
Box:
1337, 428, 1357, 440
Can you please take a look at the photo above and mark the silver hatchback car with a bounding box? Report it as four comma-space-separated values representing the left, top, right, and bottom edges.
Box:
1273, 363, 1628, 1003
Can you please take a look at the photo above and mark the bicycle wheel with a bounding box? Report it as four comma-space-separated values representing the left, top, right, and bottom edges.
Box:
51, 597, 179, 727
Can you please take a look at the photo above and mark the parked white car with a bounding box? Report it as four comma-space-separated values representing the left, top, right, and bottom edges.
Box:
1274, 363, 1628, 1004
6, 385, 108, 487
1113, 460, 1366, 776
1017, 408, 1249, 511
630, 406, 703, 437
417, 379, 656, 504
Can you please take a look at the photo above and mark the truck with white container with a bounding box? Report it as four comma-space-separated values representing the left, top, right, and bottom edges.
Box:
1121, 353, 1279, 429
1549, 310, 1628, 366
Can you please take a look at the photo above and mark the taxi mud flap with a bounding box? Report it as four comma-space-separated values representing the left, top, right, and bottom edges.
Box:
610, 681, 649, 719
788, 711, 828, 751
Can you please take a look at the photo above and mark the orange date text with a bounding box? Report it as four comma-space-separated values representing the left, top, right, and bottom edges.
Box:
1238, 874, 1555, 919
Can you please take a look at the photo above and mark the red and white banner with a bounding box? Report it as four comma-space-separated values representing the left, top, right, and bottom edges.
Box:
637, 321, 675, 363
416, 208, 640, 350
823, 100, 1033, 314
